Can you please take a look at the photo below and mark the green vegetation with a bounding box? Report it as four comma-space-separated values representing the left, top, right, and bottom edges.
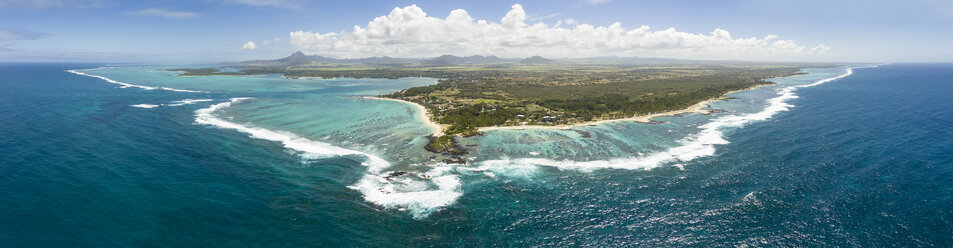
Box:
379, 66, 800, 136
173, 52, 824, 156
425, 135, 465, 155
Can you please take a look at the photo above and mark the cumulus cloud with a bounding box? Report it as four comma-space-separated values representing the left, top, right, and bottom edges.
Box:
0, 27, 48, 41
127, 8, 199, 19
240, 41, 257, 50
289, 4, 830, 60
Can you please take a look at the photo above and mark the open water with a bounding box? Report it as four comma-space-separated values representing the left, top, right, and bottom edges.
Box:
1, 63, 951, 246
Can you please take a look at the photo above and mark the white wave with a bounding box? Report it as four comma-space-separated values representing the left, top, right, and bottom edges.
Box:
348, 166, 462, 219
161, 87, 204, 93
478, 67, 858, 172
130, 104, 160, 109
67, 69, 157, 90
194, 98, 460, 218
168, 99, 213, 106
67, 69, 205, 93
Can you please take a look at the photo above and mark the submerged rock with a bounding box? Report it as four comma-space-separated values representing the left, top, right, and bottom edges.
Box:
643, 120, 668, 125
443, 156, 468, 165
383, 171, 412, 181
573, 130, 593, 138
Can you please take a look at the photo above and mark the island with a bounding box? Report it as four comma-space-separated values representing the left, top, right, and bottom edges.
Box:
170, 52, 824, 156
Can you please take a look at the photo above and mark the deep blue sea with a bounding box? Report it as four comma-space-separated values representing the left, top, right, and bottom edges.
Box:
1, 63, 951, 247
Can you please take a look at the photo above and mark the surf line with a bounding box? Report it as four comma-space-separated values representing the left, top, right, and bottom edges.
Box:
194, 97, 462, 219
475, 66, 861, 172
66, 69, 205, 93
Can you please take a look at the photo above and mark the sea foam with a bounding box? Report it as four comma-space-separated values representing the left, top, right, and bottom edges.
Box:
477, 67, 858, 172
161, 87, 204, 93
130, 104, 160, 109
168, 99, 213, 106
67, 69, 205, 93
348, 166, 462, 219
194, 98, 461, 219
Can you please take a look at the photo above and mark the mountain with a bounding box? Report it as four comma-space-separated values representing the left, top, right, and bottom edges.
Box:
238, 51, 336, 67
421, 55, 504, 66
520, 55, 552, 64
235, 52, 822, 68
239, 52, 420, 67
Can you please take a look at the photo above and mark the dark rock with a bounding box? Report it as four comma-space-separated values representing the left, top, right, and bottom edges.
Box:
443, 156, 468, 164
383, 171, 412, 181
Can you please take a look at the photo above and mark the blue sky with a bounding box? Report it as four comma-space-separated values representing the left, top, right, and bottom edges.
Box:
1, 0, 951, 63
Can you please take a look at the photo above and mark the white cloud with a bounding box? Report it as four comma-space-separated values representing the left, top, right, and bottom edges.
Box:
811, 44, 832, 55
240, 41, 257, 50
289, 4, 830, 60
126, 8, 199, 19
587, 0, 612, 4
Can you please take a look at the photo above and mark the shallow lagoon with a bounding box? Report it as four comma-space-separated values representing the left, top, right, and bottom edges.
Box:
11, 64, 950, 246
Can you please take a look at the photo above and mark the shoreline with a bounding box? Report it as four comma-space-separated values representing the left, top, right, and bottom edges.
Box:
369, 83, 773, 135
477, 84, 772, 132
365, 97, 447, 137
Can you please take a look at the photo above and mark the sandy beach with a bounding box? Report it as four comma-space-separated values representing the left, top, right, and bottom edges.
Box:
476, 98, 713, 132
365, 97, 447, 137
477, 84, 771, 132
368, 83, 771, 134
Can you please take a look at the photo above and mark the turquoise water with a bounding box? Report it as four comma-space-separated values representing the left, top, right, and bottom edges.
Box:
2, 63, 951, 246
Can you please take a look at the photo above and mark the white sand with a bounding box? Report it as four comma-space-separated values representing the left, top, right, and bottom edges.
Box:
366, 97, 447, 137
367, 84, 769, 134
478, 84, 769, 132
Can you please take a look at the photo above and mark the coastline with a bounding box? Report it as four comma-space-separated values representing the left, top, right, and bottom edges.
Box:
477, 84, 772, 132
370, 83, 773, 135
365, 97, 447, 137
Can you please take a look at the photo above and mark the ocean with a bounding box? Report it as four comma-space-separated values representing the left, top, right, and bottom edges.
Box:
1, 63, 951, 246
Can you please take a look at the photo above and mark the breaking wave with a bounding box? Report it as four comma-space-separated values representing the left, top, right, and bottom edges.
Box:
477, 67, 859, 172
67, 69, 205, 93
130, 104, 160, 109
161, 87, 204, 93
168, 99, 213, 106
194, 98, 461, 219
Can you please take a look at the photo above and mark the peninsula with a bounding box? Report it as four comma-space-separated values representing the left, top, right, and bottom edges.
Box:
171, 52, 821, 155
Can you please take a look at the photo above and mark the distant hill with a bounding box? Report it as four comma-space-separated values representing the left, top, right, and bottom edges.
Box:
520, 55, 552, 64
239, 51, 332, 67
238, 51, 417, 67
421, 55, 504, 66
236, 51, 820, 68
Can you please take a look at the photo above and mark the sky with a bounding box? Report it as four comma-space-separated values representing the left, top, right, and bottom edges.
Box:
1, 0, 951, 63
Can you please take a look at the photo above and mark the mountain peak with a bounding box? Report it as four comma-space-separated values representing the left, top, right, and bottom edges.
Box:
520, 55, 552, 64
